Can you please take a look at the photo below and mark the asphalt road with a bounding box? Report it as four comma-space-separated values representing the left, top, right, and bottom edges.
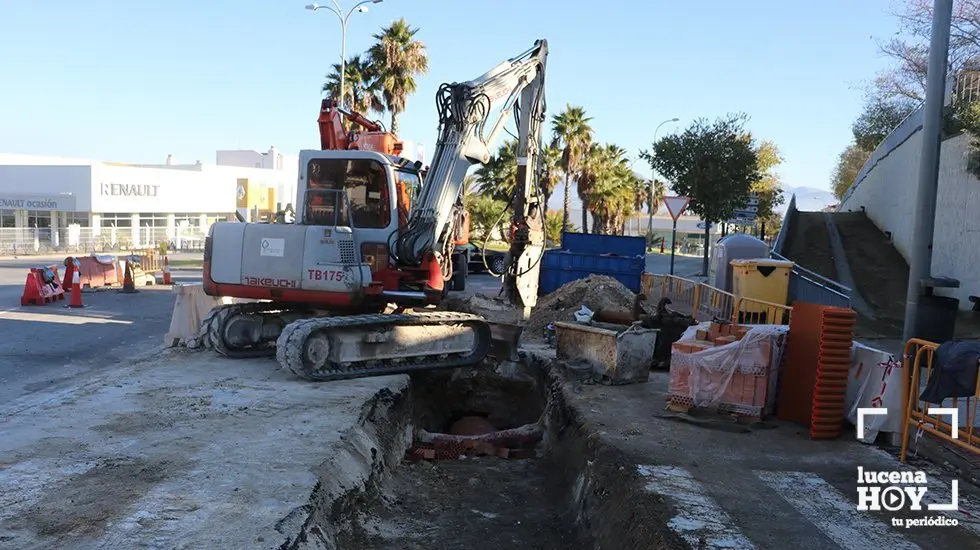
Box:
0, 256, 202, 405
0, 250, 693, 406
645, 251, 704, 277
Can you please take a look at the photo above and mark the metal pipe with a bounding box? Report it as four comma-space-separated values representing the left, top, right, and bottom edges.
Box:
903, 0, 953, 342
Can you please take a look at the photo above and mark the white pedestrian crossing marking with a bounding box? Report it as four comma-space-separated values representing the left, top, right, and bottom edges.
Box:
754, 470, 920, 550
638, 465, 756, 549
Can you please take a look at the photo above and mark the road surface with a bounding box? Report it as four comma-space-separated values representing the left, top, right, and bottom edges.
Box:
645, 251, 703, 277
0, 256, 202, 405
0, 250, 685, 405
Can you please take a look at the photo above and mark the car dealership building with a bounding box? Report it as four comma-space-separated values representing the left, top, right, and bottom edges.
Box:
0, 148, 299, 252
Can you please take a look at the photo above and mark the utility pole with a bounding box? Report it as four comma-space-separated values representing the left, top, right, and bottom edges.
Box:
903, 0, 953, 342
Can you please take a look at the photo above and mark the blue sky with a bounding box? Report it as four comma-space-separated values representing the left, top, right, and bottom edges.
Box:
1, 0, 904, 200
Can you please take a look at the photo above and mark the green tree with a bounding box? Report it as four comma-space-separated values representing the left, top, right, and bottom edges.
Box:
545, 210, 577, 245
473, 140, 517, 201
751, 139, 786, 221
550, 105, 593, 232
831, 144, 872, 199
366, 18, 429, 134
467, 194, 507, 241
640, 113, 762, 275
851, 96, 916, 151
649, 179, 666, 216
539, 143, 562, 207
322, 55, 384, 115
873, 1, 980, 103
580, 144, 640, 234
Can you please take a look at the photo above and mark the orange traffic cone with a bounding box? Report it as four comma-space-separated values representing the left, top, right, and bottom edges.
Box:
66, 268, 84, 308
163, 255, 172, 284
120, 261, 139, 293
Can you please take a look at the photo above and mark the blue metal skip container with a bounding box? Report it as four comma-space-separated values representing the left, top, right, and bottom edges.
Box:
560, 231, 646, 258
538, 250, 645, 295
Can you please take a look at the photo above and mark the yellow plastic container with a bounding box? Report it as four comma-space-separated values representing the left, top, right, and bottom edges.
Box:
730, 258, 794, 311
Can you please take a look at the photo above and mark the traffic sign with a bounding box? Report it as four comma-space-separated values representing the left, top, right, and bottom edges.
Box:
663, 196, 691, 222
697, 221, 715, 230
732, 193, 759, 221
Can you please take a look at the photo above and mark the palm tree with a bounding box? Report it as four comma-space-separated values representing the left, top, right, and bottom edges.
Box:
649, 179, 666, 216
550, 106, 593, 232
544, 211, 577, 245
473, 140, 517, 201
366, 18, 429, 134
539, 143, 562, 207
322, 55, 384, 115
579, 144, 630, 233
578, 144, 642, 235
461, 175, 479, 207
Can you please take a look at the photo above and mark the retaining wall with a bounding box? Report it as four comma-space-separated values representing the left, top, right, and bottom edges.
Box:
838, 111, 980, 310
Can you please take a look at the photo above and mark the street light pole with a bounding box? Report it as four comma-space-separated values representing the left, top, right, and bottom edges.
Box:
902, 0, 953, 342
647, 117, 679, 248
306, 0, 383, 110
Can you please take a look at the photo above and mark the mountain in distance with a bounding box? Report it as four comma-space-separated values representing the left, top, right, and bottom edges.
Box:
545, 182, 836, 218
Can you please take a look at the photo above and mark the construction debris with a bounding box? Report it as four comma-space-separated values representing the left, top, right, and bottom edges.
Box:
439, 294, 524, 324
526, 275, 653, 340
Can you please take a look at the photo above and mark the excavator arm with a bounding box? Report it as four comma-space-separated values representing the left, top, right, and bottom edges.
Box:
394, 39, 549, 316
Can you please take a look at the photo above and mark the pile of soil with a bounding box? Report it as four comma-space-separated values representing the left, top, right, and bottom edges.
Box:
526, 275, 651, 339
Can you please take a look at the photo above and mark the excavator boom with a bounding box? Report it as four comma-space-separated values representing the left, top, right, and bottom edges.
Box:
393, 40, 549, 314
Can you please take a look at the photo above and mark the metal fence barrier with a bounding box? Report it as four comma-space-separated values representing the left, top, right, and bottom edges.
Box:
900, 338, 980, 462
641, 273, 792, 326
0, 227, 207, 256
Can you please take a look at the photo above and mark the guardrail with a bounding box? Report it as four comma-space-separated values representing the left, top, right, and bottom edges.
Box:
642, 273, 792, 326
0, 227, 208, 256
900, 338, 979, 462
770, 251, 852, 309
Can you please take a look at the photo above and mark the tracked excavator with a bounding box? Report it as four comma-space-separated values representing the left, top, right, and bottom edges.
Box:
200, 39, 549, 381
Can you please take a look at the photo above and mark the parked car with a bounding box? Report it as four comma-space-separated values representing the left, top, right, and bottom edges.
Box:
458, 242, 506, 275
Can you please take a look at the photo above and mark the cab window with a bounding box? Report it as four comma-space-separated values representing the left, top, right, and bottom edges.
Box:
306, 158, 391, 228
393, 169, 422, 227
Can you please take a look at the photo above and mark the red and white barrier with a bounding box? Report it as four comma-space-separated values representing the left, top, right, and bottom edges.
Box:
20, 265, 65, 306
845, 341, 905, 444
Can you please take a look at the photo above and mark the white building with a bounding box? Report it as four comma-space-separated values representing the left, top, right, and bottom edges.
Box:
0, 149, 299, 252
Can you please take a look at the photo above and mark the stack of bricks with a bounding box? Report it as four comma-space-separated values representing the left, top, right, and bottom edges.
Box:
670, 322, 752, 353
668, 322, 777, 419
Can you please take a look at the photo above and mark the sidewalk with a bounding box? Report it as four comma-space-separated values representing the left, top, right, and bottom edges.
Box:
546, 356, 980, 549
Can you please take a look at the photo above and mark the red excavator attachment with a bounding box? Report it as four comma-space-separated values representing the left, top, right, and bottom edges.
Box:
318, 98, 404, 156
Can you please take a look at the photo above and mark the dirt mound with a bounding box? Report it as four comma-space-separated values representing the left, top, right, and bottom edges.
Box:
526, 275, 650, 339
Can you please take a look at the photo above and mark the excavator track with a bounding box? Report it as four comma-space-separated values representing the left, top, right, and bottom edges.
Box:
201, 302, 316, 359
275, 311, 492, 382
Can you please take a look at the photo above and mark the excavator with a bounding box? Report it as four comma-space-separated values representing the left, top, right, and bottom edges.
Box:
200, 39, 548, 382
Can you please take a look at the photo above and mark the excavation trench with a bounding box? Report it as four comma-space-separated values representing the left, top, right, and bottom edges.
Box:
283, 354, 684, 550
